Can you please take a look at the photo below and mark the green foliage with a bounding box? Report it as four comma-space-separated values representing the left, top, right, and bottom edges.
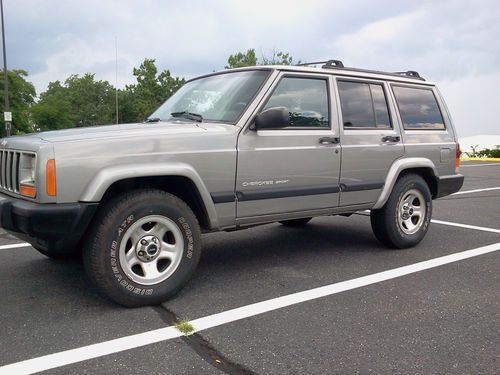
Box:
261, 50, 295, 65
225, 49, 297, 69
31, 81, 72, 131
125, 59, 185, 121
32, 74, 115, 130
0, 69, 36, 134
477, 148, 500, 158
225, 49, 258, 69
175, 320, 194, 336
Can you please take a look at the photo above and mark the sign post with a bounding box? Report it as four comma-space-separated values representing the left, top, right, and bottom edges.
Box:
3, 111, 11, 136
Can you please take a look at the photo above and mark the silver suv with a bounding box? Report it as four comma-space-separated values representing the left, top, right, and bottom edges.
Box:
0, 60, 464, 306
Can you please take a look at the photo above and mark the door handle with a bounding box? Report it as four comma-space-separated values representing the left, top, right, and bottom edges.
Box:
319, 137, 340, 145
382, 136, 400, 143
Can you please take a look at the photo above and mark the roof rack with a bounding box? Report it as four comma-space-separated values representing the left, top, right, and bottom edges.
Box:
296, 59, 425, 81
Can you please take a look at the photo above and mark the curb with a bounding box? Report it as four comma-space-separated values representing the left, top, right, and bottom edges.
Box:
460, 157, 500, 162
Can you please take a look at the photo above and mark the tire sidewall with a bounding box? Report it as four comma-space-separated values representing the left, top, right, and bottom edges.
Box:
98, 194, 200, 304
390, 176, 432, 247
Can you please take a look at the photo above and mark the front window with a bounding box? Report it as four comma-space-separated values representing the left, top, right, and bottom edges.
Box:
149, 70, 270, 123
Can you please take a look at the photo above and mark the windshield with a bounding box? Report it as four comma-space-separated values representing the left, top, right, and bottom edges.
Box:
149, 70, 270, 123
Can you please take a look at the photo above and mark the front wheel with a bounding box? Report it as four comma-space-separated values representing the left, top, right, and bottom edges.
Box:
370, 174, 432, 249
83, 189, 202, 307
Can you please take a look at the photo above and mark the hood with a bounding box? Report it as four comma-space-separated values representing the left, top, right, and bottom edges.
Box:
36, 122, 208, 143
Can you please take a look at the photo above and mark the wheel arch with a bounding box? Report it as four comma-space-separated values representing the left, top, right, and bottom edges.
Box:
373, 158, 438, 209
80, 163, 219, 231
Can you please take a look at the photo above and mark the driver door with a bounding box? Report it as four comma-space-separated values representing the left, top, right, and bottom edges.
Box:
236, 72, 341, 220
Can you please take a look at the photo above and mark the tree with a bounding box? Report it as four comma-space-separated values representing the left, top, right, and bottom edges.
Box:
225, 49, 296, 69
225, 49, 258, 69
261, 50, 296, 65
0, 69, 36, 134
126, 59, 185, 121
65, 74, 116, 127
31, 81, 72, 131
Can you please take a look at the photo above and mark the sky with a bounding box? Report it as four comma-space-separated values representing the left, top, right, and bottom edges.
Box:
4, 0, 500, 137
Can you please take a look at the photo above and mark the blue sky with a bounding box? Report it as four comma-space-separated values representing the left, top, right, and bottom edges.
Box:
4, 0, 500, 136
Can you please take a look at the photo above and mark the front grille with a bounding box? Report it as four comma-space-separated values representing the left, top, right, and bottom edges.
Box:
0, 150, 22, 193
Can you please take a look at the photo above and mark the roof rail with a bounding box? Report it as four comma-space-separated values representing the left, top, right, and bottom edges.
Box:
394, 70, 422, 79
296, 60, 344, 68
295, 59, 425, 81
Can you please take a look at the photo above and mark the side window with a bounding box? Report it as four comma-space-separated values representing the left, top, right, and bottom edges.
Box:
337, 80, 391, 128
263, 77, 329, 128
392, 86, 445, 130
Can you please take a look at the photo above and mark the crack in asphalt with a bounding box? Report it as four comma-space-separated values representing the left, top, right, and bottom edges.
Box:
152, 305, 257, 375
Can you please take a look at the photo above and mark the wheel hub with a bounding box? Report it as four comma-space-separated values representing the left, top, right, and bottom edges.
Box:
136, 235, 161, 262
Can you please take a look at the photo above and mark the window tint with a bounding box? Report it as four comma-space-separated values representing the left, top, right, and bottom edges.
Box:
337, 81, 391, 128
392, 86, 445, 130
263, 77, 329, 128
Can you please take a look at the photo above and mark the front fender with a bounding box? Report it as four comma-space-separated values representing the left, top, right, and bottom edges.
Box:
79, 162, 219, 228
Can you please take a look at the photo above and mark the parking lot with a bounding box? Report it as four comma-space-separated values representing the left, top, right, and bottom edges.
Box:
0, 162, 499, 375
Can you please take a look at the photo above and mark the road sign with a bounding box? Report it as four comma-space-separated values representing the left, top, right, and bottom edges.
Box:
3, 112, 11, 122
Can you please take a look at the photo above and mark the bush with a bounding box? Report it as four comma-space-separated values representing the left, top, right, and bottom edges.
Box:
477, 148, 500, 158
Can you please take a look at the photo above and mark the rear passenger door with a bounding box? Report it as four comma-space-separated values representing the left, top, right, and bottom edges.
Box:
334, 78, 404, 206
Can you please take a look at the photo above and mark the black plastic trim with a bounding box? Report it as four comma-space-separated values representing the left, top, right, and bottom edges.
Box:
211, 192, 236, 204
236, 184, 340, 202
0, 196, 98, 252
340, 180, 385, 192
435, 174, 464, 198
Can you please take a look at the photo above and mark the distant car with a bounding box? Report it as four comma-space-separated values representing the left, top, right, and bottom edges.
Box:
0, 60, 463, 306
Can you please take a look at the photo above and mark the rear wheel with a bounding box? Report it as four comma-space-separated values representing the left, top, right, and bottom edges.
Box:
370, 174, 432, 249
279, 217, 312, 227
83, 189, 201, 307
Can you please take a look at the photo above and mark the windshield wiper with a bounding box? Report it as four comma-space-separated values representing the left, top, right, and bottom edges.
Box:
170, 111, 203, 122
145, 117, 161, 123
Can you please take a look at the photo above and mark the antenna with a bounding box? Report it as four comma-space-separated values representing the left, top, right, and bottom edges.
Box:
115, 36, 119, 124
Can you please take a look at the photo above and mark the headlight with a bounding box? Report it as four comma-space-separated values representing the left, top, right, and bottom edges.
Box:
19, 154, 37, 198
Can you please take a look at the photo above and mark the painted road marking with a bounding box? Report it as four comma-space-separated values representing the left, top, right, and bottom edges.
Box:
1, 242, 499, 375
0, 243, 31, 250
431, 219, 500, 234
451, 186, 500, 196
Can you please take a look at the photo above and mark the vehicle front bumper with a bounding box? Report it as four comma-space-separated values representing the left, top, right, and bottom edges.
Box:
0, 193, 97, 252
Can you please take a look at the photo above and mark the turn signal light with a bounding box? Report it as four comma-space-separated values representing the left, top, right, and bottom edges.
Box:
46, 159, 57, 196
455, 143, 461, 171
20, 184, 37, 198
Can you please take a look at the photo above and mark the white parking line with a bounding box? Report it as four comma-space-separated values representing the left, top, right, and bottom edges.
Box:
460, 163, 500, 167
1, 242, 499, 375
451, 186, 500, 196
431, 219, 500, 234
0, 243, 31, 250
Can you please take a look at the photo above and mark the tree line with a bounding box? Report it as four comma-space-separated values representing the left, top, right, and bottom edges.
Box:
0, 49, 296, 135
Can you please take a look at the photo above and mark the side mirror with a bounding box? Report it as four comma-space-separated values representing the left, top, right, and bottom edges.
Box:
254, 107, 290, 130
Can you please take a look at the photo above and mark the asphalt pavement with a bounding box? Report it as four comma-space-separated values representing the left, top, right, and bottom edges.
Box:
0, 162, 499, 374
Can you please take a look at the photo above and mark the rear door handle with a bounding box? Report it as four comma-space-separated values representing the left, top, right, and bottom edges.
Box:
319, 137, 340, 145
382, 136, 400, 143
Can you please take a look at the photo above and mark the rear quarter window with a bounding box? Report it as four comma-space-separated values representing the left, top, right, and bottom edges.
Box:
392, 86, 445, 130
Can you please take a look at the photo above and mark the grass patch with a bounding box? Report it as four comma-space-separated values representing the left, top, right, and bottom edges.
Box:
175, 320, 195, 336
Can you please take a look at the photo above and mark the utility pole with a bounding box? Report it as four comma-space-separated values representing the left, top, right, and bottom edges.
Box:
115, 36, 119, 124
0, 0, 10, 137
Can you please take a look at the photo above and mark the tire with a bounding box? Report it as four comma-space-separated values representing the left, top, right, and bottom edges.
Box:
34, 245, 81, 261
83, 189, 202, 307
279, 217, 312, 227
370, 174, 432, 249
